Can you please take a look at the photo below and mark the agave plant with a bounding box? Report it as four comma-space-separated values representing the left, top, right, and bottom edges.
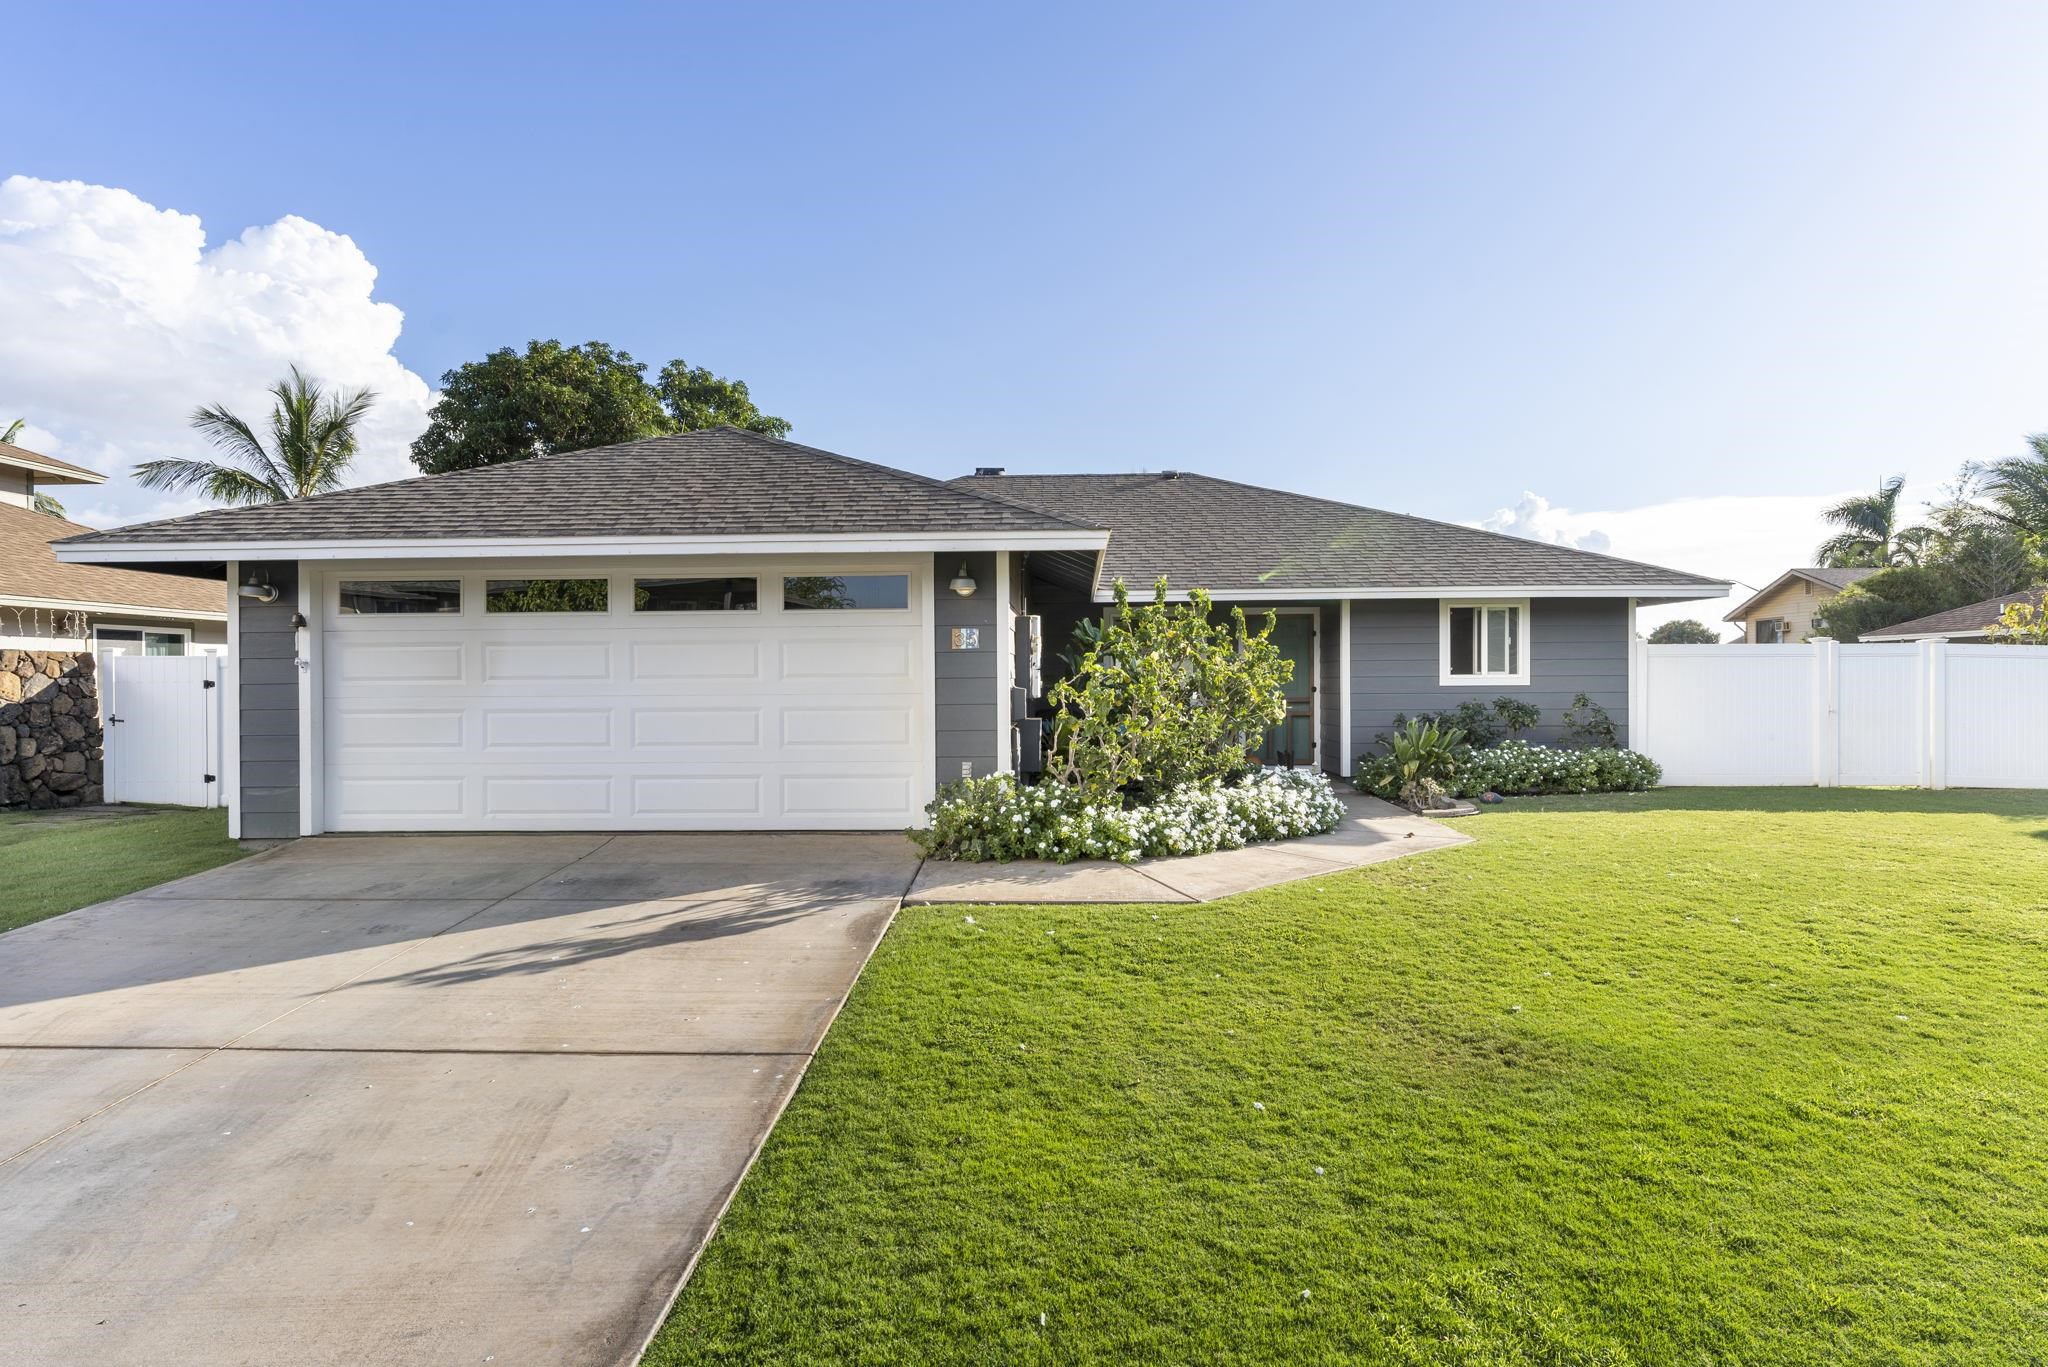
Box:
1386, 718, 1467, 811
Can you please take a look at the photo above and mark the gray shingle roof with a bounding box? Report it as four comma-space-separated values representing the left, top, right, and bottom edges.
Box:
952, 472, 1728, 594
59, 428, 1098, 546
1863, 586, 2047, 639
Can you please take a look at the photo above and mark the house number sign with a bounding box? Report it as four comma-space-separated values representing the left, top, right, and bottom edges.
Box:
950, 627, 980, 650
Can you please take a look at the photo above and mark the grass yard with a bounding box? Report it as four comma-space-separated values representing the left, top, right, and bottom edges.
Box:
649, 789, 2048, 1366
0, 805, 246, 933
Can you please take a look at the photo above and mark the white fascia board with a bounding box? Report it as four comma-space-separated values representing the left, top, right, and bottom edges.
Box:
1094, 582, 1734, 603
55, 529, 1110, 564
0, 593, 227, 622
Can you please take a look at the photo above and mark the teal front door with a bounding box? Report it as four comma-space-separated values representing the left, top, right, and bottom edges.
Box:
1256, 613, 1315, 767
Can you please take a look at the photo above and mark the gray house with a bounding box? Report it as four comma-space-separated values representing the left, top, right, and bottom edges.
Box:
56, 429, 1728, 838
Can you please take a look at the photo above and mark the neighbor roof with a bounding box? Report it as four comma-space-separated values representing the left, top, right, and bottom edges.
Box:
0, 440, 106, 487
0, 500, 225, 618
1861, 586, 2048, 641
952, 471, 1729, 597
57, 428, 1100, 549
1722, 566, 1879, 622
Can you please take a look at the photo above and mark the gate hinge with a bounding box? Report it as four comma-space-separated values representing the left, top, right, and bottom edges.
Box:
202, 678, 217, 689
204, 774, 217, 783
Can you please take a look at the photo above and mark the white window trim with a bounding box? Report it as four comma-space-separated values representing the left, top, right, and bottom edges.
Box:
1438, 598, 1531, 687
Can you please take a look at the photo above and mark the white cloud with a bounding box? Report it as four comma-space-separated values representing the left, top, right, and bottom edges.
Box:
0, 175, 433, 527
1472, 483, 1946, 639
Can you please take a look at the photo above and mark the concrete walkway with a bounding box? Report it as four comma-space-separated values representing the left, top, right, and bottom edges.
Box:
906, 792, 1470, 904
0, 831, 922, 1367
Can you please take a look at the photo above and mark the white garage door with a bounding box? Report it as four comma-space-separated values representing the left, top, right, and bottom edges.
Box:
318, 561, 931, 831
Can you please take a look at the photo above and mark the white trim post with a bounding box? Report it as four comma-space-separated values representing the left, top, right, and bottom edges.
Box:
1338, 599, 1353, 776
994, 551, 1013, 776
297, 563, 319, 835
1624, 598, 1640, 750
223, 558, 241, 839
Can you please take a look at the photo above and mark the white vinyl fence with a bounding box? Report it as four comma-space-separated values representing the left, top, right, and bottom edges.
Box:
100, 652, 224, 807
1631, 640, 2048, 789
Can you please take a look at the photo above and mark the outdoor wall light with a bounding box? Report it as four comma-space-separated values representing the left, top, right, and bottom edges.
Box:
236, 575, 278, 604
949, 561, 978, 596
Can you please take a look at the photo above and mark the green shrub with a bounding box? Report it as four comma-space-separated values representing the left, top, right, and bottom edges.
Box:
1382, 695, 1538, 750
1454, 740, 1659, 797
1561, 692, 1619, 749
1047, 578, 1291, 801
910, 770, 1348, 863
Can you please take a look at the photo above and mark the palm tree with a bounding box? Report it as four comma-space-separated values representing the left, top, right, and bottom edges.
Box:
1814, 475, 1933, 567
1978, 433, 2048, 536
134, 368, 374, 504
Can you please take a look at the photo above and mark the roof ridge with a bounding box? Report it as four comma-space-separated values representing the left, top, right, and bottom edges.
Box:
703, 429, 1107, 531
961, 470, 1728, 587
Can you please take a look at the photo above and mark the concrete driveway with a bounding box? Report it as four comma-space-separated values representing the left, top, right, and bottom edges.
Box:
0, 831, 920, 1367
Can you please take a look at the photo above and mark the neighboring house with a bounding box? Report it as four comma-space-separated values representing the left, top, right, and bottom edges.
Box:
1860, 586, 2048, 642
56, 429, 1728, 838
1722, 566, 1878, 643
0, 441, 227, 654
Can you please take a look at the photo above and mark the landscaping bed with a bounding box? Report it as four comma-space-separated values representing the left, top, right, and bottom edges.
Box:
649, 789, 2048, 1365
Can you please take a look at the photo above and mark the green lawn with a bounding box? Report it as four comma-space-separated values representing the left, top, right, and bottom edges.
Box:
0, 805, 247, 933
649, 789, 2048, 1366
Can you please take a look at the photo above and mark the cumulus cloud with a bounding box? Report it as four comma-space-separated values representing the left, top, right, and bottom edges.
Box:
1470, 484, 1943, 639
0, 175, 433, 527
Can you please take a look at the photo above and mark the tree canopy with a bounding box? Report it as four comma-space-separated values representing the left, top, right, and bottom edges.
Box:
1807, 451, 2047, 641
1647, 618, 1720, 644
409, 339, 789, 475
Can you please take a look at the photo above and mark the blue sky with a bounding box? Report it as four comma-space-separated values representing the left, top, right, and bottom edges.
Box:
7, 1, 2048, 620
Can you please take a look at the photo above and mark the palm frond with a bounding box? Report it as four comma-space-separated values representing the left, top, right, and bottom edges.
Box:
1, 418, 23, 445
132, 457, 286, 506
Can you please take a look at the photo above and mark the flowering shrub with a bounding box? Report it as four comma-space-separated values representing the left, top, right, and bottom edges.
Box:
1448, 740, 1659, 798
1355, 737, 1660, 802
911, 769, 1347, 863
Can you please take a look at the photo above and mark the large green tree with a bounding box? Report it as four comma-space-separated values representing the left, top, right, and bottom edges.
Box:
134, 368, 374, 504
1647, 618, 1720, 644
1815, 476, 1933, 567
409, 339, 789, 475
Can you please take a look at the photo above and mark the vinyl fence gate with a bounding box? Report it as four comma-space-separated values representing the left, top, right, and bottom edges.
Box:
101, 652, 224, 807
1631, 639, 2048, 789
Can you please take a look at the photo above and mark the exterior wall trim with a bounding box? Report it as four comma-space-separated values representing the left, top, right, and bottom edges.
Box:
1338, 600, 1353, 775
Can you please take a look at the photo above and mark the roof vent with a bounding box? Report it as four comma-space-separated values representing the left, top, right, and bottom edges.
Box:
1161, 469, 1181, 480
974, 466, 1005, 477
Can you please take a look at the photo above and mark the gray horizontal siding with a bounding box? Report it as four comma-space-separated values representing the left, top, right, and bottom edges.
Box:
238, 561, 300, 838
1350, 598, 1631, 758
933, 552, 1000, 783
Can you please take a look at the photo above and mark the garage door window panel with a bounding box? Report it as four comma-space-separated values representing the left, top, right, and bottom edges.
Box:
338, 580, 462, 615
634, 577, 758, 612
486, 578, 610, 613
783, 573, 910, 611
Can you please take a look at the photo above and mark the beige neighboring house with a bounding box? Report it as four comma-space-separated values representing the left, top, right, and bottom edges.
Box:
1861, 586, 2048, 642
0, 440, 227, 654
1723, 566, 1878, 643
